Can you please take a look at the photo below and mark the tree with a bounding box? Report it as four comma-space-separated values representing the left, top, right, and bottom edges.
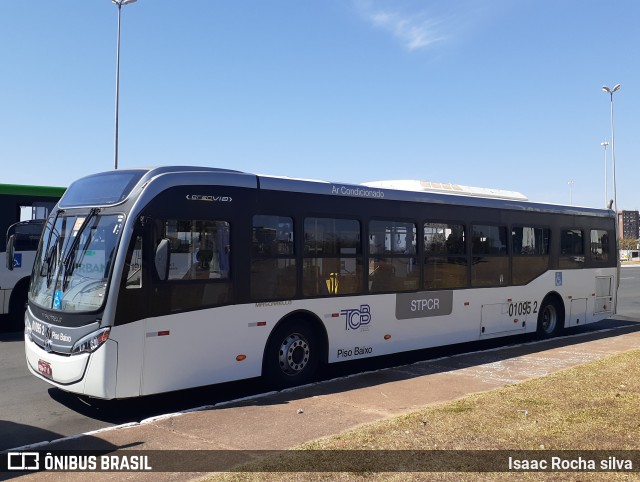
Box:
619, 237, 638, 250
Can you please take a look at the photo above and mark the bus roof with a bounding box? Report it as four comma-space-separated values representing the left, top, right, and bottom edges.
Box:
61, 166, 613, 218
0, 183, 66, 197
257, 172, 611, 217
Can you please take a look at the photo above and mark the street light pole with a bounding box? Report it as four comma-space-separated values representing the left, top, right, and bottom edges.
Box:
601, 140, 609, 207
602, 84, 620, 214
112, 0, 137, 170
602, 84, 621, 312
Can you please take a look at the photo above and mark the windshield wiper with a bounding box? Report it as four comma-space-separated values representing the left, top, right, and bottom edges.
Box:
61, 208, 100, 291
42, 210, 64, 288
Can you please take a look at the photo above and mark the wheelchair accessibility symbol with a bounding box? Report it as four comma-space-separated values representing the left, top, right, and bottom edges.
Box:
13, 253, 22, 269
555, 272, 563, 286
54, 290, 63, 310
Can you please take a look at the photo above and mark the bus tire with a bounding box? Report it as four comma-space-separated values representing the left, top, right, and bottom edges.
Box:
536, 296, 564, 339
264, 320, 320, 389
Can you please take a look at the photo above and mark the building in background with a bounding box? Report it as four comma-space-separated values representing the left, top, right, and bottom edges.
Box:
619, 210, 640, 241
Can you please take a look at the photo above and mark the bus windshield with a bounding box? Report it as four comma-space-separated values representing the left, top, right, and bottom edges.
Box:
29, 210, 125, 313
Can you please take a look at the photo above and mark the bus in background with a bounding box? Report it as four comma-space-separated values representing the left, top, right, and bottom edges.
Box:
22, 167, 616, 399
1, 184, 65, 330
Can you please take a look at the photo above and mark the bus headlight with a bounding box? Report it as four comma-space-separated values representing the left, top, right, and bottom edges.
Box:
71, 327, 111, 355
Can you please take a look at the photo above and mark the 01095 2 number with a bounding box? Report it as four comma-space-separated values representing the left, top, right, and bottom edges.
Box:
508, 301, 538, 317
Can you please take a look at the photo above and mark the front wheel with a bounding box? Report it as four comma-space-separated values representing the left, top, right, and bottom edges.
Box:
536, 297, 564, 339
264, 321, 321, 389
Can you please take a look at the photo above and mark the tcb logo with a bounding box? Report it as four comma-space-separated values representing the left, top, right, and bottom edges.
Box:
341, 304, 371, 331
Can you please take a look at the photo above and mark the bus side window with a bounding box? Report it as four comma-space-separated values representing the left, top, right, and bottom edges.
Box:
164, 220, 231, 281
19, 202, 55, 222
303, 217, 363, 296
590, 230, 610, 263
471, 224, 509, 287
511, 226, 550, 285
424, 222, 467, 290
125, 235, 143, 289
559, 229, 585, 268
154, 219, 232, 312
250, 215, 296, 300
368, 219, 418, 293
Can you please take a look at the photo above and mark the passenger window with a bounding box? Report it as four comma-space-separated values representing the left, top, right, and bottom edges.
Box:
423, 222, 467, 289
251, 215, 296, 300
590, 230, 610, 263
155, 219, 232, 313
559, 229, 584, 269
472, 224, 509, 287
512, 226, 550, 285
303, 218, 362, 296
369, 220, 418, 292
165, 220, 230, 280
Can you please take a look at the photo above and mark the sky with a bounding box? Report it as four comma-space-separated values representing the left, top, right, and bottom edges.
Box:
1, 0, 638, 210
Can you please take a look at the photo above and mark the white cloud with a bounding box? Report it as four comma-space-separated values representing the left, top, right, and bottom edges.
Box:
367, 8, 446, 51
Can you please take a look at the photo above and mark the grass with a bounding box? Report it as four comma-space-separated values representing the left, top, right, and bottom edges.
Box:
203, 350, 640, 481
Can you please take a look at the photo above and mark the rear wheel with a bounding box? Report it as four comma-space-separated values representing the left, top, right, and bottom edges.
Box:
264, 320, 320, 389
536, 297, 563, 338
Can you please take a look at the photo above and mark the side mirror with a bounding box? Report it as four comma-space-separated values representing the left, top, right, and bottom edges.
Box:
6, 234, 15, 271
154, 238, 170, 281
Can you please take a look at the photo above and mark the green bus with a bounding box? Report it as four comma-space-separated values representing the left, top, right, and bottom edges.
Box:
1, 184, 65, 330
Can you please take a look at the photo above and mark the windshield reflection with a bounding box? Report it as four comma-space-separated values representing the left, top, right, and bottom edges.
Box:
30, 211, 125, 313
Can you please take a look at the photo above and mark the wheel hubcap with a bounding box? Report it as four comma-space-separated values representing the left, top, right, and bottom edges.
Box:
278, 333, 310, 376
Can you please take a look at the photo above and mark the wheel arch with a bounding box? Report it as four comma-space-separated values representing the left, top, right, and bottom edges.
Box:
261, 309, 329, 374
539, 291, 566, 329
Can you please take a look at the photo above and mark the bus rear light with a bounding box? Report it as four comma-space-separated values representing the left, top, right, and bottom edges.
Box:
384, 334, 391, 340
236, 355, 247, 361
71, 327, 111, 355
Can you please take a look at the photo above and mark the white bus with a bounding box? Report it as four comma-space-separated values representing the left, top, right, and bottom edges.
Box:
22, 167, 617, 399
1, 184, 65, 330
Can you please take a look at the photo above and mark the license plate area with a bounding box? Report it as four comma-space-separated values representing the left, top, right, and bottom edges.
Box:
38, 359, 52, 377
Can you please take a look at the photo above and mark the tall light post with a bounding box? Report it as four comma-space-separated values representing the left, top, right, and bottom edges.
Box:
602, 84, 620, 214
602, 84, 621, 313
601, 140, 609, 207
112, 0, 137, 170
